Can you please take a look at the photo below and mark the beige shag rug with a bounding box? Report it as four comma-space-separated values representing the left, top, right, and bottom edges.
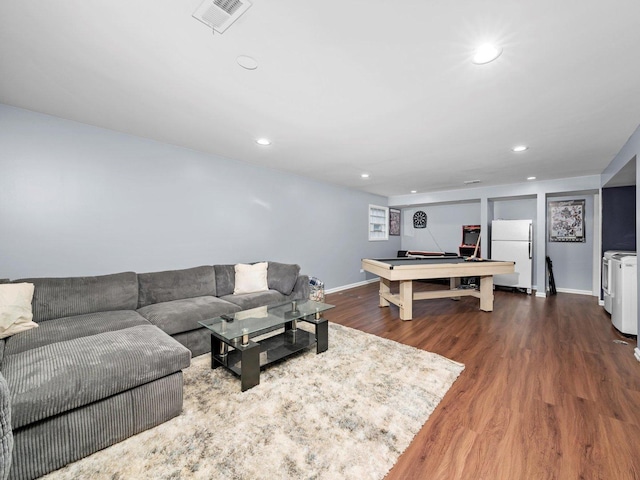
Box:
44, 323, 464, 480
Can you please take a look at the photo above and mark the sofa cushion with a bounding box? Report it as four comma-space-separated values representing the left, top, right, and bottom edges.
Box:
137, 266, 217, 308
267, 262, 301, 295
3, 325, 191, 430
10, 372, 184, 480
13, 272, 139, 323
3, 310, 150, 357
220, 290, 289, 311
234, 262, 269, 295
0, 283, 38, 339
137, 296, 240, 336
214, 264, 235, 297
173, 329, 211, 358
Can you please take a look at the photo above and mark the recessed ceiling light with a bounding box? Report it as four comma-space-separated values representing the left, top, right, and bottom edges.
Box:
256, 138, 271, 146
237, 55, 258, 70
472, 43, 502, 64
410, 190, 417, 194
361, 173, 370, 179
512, 145, 528, 152
527, 176, 536, 181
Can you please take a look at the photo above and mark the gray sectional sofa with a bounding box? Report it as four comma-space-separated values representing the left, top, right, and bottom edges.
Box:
1, 370, 12, 480
0, 262, 309, 480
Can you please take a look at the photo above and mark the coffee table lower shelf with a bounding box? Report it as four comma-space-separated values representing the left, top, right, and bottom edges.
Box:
211, 328, 322, 391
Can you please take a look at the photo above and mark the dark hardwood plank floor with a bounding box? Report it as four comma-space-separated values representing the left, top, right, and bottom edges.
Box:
323, 281, 640, 480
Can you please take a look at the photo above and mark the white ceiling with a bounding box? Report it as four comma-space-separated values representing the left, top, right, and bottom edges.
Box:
1, 0, 639, 196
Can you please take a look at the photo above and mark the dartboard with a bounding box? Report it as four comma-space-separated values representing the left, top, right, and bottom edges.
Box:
413, 210, 427, 228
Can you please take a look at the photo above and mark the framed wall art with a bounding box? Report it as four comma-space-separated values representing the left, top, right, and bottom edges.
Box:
548, 199, 586, 242
389, 208, 401, 236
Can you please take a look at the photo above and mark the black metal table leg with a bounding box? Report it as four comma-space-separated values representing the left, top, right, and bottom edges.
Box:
240, 342, 260, 391
316, 319, 328, 353
211, 334, 224, 369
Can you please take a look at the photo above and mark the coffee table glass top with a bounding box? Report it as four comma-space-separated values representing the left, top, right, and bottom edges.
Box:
198, 299, 334, 343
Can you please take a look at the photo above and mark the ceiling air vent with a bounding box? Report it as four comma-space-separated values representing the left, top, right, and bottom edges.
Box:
193, 0, 252, 34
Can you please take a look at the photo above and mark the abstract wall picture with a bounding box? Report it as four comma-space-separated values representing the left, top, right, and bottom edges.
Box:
548, 199, 586, 242
389, 208, 401, 236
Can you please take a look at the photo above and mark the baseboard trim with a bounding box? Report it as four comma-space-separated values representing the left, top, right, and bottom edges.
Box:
635, 348, 640, 363
555, 288, 594, 296
325, 278, 378, 294
326, 280, 595, 298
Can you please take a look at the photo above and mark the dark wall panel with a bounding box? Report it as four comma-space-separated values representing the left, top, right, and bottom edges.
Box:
602, 186, 636, 252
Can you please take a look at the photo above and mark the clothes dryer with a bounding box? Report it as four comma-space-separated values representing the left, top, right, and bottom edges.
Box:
611, 253, 637, 335
603, 250, 635, 314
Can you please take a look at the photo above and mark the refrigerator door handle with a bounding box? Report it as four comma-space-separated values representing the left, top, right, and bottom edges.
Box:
528, 223, 533, 259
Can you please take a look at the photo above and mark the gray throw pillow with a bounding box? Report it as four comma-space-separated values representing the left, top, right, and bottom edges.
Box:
14, 272, 139, 322
267, 262, 300, 295
137, 266, 216, 308
214, 265, 236, 297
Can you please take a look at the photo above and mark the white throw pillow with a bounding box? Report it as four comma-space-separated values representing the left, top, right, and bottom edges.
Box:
0, 282, 38, 339
234, 262, 269, 295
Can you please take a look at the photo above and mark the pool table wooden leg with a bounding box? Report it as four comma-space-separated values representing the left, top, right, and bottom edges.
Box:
450, 277, 460, 300
399, 280, 413, 320
479, 275, 494, 311
379, 277, 391, 307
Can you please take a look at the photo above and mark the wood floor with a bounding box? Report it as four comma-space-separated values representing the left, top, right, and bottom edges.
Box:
323, 281, 640, 480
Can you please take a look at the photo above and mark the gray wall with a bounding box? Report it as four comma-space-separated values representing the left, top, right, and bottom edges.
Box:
0, 104, 400, 288
401, 202, 480, 253
399, 193, 596, 294
492, 198, 537, 222
546, 195, 596, 293
401, 196, 598, 292
390, 176, 601, 296
600, 123, 640, 353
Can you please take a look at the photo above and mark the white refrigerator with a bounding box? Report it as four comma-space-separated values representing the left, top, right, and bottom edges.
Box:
491, 219, 533, 293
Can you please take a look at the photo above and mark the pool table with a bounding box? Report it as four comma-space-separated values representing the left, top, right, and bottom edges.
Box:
361, 256, 515, 320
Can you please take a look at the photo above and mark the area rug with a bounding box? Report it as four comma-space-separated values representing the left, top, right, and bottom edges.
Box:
44, 323, 464, 480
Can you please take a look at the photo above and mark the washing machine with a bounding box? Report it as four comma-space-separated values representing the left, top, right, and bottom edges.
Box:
603, 250, 635, 314
611, 253, 637, 335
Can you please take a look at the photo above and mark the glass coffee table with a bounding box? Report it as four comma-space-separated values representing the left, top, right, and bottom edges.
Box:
198, 299, 335, 391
